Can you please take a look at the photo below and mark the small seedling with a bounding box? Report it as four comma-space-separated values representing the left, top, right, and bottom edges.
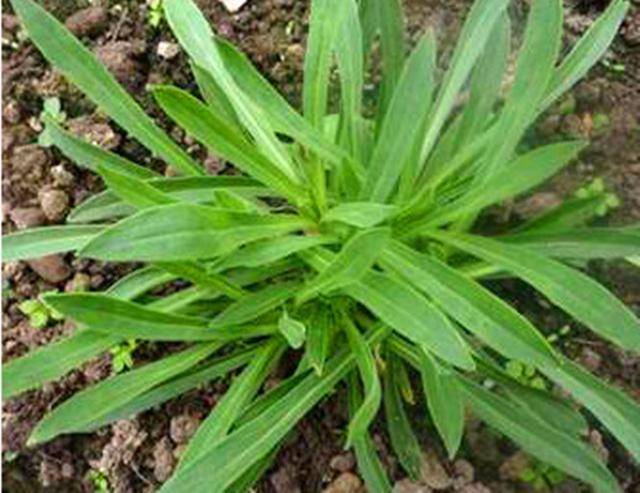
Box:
88, 469, 110, 493
147, 0, 164, 29
109, 339, 138, 373
18, 291, 64, 329
38, 97, 66, 147
505, 361, 547, 390
575, 178, 620, 216
520, 459, 566, 491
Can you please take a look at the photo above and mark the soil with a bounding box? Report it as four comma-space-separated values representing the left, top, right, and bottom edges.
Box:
2, 0, 640, 492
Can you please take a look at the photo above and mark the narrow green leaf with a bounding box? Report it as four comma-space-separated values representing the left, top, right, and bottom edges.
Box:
383, 354, 423, 480
296, 228, 390, 304
10, 0, 202, 176
163, 0, 299, 183
504, 228, 640, 259
179, 340, 283, 468
214, 235, 333, 271
461, 378, 621, 493
323, 202, 398, 228
361, 33, 436, 202
68, 176, 267, 224
347, 373, 393, 493
211, 281, 301, 328
381, 241, 556, 365
278, 311, 307, 349
44, 116, 157, 179
419, 352, 464, 459
96, 164, 175, 209
158, 325, 390, 493
306, 305, 332, 375
152, 85, 304, 203
429, 232, 640, 351
79, 346, 258, 432
191, 62, 240, 129
542, 356, 640, 462
81, 204, 310, 262
215, 39, 345, 164
3, 225, 104, 261
541, 0, 629, 110
29, 343, 220, 445
341, 310, 381, 447
374, 0, 406, 117
417, 0, 510, 168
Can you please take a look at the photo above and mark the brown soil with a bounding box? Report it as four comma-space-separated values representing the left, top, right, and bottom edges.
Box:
2, 0, 639, 492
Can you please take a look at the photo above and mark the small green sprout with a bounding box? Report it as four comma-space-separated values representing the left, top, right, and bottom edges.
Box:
147, 0, 164, 29
601, 59, 626, 74
88, 469, 110, 493
110, 339, 138, 373
520, 459, 566, 490
575, 178, 620, 216
505, 361, 546, 390
38, 97, 66, 147
18, 291, 64, 329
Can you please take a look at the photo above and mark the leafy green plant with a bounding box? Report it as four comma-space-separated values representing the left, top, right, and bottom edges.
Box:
520, 458, 567, 491
18, 291, 64, 329
38, 96, 66, 147
3, 0, 639, 492
147, 0, 164, 29
87, 469, 110, 493
109, 339, 138, 374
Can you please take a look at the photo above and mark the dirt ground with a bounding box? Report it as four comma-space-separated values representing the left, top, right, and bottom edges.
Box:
2, 0, 639, 492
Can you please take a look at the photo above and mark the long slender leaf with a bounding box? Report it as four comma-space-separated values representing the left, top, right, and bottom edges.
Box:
29, 343, 220, 445
296, 228, 390, 304
10, 0, 202, 176
3, 225, 104, 261
323, 202, 398, 228
429, 232, 640, 351
81, 204, 310, 262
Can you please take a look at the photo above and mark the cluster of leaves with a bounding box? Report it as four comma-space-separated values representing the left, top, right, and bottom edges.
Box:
17, 291, 64, 329
3, 0, 639, 492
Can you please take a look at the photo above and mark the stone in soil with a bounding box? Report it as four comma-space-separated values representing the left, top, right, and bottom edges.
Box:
39, 189, 70, 222
270, 464, 301, 493
322, 471, 363, 493
393, 478, 432, 493
169, 414, 200, 445
9, 207, 46, 229
152, 437, 176, 482
65, 6, 108, 37
499, 451, 530, 481
27, 255, 71, 283
420, 451, 452, 490
67, 116, 122, 151
157, 41, 181, 60
329, 451, 356, 472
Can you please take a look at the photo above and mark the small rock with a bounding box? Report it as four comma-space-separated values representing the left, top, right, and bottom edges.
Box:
65, 6, 108, 37
420, 452, 452, 490
9, 207, 46, 229
2, 14, 20, 32
67, 116, 121, 150
393, 479, 432, 493
578, 347, 602, 372
588, 429, 609, 462
169, 414, 200, 444
204, 153, 223, 174
622, 14, 640, 46
561, 113, 589, 139
11, 144, 49, 173
537, 114, 562, 139
269, 465, 300, 493
514, 192, 562, 219
40, 189, 70, 222
153, 438, 175, 482
3, 100, 22, 125
219, 0, 249, 13
459, 483, 491, 493
157, 41, 180, 60
452, 459, 475, 489
65, 272, 91, 292
51, 164, 75, 188
330, 452, 356, 472
499, 451, 530, 481
322, 472, 363, 493
95, 41, 142, 87
28, 255, 71, 283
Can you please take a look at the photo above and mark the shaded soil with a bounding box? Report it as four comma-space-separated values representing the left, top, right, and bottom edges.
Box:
2, 0, 639, 492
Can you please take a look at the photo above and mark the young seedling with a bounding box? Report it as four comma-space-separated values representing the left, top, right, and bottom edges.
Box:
3, 0, 639, 491
18, 291, 64, 329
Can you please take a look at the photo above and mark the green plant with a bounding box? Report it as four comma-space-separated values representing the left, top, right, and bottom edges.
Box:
38, 96, 66, 147
3, 0, 639, 492
147, 0, 164, 29
109, 339, 138, 373
18, 291, 64, 329
520, 458, 567, 491
88, 469, 110, 493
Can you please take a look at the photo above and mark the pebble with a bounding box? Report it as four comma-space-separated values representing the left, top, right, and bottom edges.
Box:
419, 451, 452, 490
322, 472, 363, 493
588, 429, 610, 462
67, 116, 121, 150
11, 144, 49, 173
51, 164, 75, 188
169, 414, 200, 445
9, 207, 46, 229
329, 452, 356, 473
3, 100, 22, 125
499, 451, 530, 481
65, 6, 108, 37
152, 438, 175, 482
27, 255, 72, 283
95, 41, 142, 87
393, 479, 432, 493
578, 347, 602, 372
220, 0, 249, 13
452, 459, 475, 489
39, 189, 70, 222
269, 465, 300, 493
65, 272, 91, 293
459, 483, 492, 493
157, 41, 180, 60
